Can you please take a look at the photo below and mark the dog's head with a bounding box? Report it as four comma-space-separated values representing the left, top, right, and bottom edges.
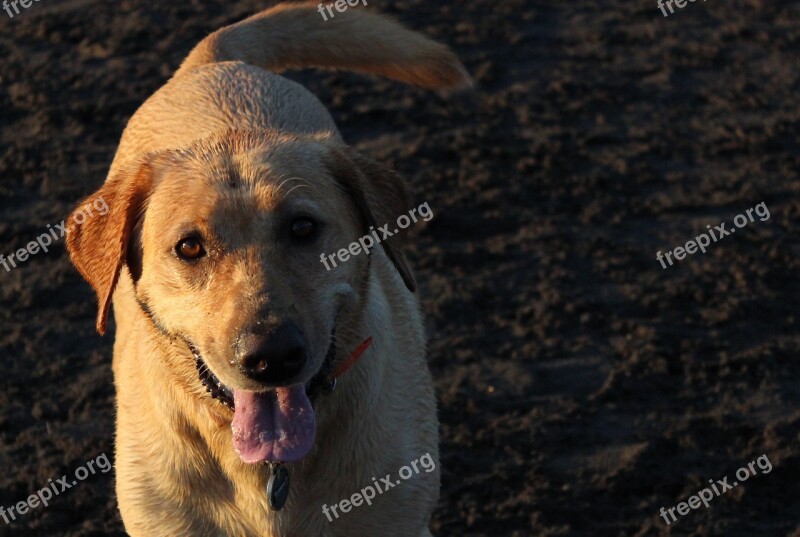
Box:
66, 130, 415, 463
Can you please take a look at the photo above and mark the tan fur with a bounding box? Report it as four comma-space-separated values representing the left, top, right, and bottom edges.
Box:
66, 3, 468, 536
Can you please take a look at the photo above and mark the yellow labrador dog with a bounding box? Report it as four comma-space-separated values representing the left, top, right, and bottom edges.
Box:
66, 2, 469, 536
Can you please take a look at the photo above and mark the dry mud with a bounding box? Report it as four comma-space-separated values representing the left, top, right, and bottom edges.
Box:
0, 1, 798, 535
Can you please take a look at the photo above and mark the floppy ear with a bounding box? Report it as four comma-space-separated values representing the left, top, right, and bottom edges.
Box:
327, 146, 417, 293
66, 159, 154, 335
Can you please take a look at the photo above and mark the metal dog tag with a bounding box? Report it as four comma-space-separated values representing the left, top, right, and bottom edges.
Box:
267, 463, 290, 511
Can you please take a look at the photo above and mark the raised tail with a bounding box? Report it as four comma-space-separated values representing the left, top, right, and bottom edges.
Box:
175, 1, 472, 90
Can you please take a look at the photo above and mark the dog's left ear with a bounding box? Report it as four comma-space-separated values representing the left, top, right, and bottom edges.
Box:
66, 158, 155, 335
326, 146, 417, 293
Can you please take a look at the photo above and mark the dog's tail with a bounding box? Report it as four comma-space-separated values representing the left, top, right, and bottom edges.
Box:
175, 2, 471, 90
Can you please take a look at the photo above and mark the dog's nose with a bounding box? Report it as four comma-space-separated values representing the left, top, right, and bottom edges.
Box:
237, 323, 308, 384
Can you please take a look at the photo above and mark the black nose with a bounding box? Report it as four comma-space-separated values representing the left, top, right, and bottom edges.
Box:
237, 323, 307, 384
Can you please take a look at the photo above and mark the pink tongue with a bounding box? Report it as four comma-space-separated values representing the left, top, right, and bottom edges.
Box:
231, 386, 316, 464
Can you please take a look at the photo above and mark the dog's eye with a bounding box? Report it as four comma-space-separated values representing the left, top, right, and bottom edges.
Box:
176, 238, 205, 260
290, 217, 318, 240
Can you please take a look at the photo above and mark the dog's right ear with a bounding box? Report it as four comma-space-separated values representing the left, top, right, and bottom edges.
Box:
324, 144, 417, 293
66, 159, 155, 335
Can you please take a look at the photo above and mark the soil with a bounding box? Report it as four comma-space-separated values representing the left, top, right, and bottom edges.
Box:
1, 1, 798, 536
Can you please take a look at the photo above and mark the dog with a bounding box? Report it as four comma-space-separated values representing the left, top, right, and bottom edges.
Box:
65, 2, 470, 536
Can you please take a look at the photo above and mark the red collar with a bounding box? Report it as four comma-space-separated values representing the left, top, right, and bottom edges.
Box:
330, 337, 373, 380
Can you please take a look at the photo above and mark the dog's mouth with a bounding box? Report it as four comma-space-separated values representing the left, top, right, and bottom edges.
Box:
194, 350, 235, 409
190, 336, 336, 465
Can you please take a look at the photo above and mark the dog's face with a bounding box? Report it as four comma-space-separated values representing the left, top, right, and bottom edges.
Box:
137, 135, 368, 392
66, 131, 415, 462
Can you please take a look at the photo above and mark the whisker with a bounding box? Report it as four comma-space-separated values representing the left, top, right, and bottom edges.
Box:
283, 184, 312, 199
274, 176, 309, 198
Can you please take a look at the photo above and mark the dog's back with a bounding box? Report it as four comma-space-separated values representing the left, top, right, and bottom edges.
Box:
111, 2, 471, 174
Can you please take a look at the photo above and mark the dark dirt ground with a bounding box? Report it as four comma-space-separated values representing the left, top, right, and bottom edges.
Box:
1, 0, 799, 535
